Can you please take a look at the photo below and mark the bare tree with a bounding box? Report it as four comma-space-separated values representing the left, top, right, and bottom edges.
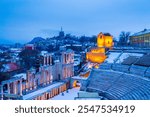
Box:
119, 31, 130, 46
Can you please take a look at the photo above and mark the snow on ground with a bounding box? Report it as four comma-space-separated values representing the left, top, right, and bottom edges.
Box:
116, 53, 143, 63
51, 87, 80, 100
72, 76, 87, 80
105, 52, 120, 63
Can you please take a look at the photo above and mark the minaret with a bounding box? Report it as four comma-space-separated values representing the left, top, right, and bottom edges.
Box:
61, 27, 63, 32
59, 27, 64, 37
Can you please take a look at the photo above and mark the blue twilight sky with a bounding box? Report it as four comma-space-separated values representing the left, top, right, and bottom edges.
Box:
0, 0, 150, 44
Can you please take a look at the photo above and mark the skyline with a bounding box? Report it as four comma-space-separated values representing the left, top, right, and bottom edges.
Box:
1, 0, 150, 44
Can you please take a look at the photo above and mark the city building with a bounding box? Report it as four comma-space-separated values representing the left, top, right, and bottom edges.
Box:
86, 32, 113, 63
130, 29, 150, 47
25, 44, 35, 50
0, 49, 74, 100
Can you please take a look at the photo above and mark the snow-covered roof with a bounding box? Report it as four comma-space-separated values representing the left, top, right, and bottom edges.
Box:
1, 73, 26, 85
66, 49, 74, 53
72, 44, 82, 46
74, 61, 80, 66
13, 73, 27, 80
2, 63, 20, 72
131, 29, 150, 37
116, 53, 143, 63
72, 76, 87, 80
10, 48, 21, 52
54, 60, 60, 63
25, 44, 34, 46
74, 54, 81, 57
40, 51, 48, 56
105, 52, 121, 63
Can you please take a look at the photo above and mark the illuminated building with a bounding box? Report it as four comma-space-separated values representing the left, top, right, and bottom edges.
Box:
0, 50, 74, 100
130, 29, 150, 47
86, 32, 113, 63
97, 33, 113, 48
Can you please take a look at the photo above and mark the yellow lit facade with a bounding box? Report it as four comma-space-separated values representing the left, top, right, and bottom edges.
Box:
91, 47, 105, 53
97, 32, 113, 48
86, 52, 106, 63
86, 32, 113, 63
130, 29, 150, 47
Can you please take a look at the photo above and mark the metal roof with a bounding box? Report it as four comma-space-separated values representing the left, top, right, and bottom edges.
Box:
131, 29, 150, 37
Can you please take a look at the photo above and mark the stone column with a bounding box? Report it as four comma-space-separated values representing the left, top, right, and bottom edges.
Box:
48, 71, 51, 84
44, 71, 46, 85
48, 92, 50, 99
69, 54, 70, 63
50, 56, 52, 65
50, 74, 53, 83
47, 56, 49, 65
44, 56, 46, 65
19, 80, 22, 96
46, 71, 49, 85
7, 83, 10, 94
46, 73, 49, 85
1, 85, 3, 100
47, 70, 50, 84
26, 72, 30, 92
67, 54, 69, 63
30, 78, 32, 90
28, 78, 31, 90
45, 57, 46, 65
63, 53, 65, 64
33, 79, 37, 89
13, 81, 17, 94
48, 56, 50, 65
25, 81, 28, 92
33, 79, 35, 89
7, 83, 10, 100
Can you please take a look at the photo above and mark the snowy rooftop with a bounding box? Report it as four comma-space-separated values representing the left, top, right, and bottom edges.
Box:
105, 52, 120, 63
13, 73, 27, 80
72, 76, 87, 80
116, 53, 143, 63
74, 54, 81, 57
23, 82, 64, 100
40, 51, 48, 56
72, 44, 82, 46
66, 49, 74, 53
74, 60, 80, 66
10, 48, 21, 51
1, 73, 26, 85
131, 29, 150, 36
54, 60, 60, 63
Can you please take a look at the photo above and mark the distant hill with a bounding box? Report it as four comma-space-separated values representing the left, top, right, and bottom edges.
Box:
28, 37, 45, 44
